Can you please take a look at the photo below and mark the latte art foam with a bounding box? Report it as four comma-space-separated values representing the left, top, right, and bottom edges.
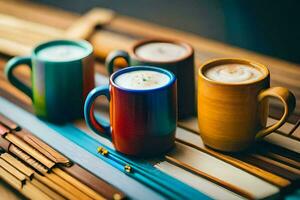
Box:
114, 70, 170, 90
37, 45, 86, 61
204, 64, 264, 83
135, 42, 187, 62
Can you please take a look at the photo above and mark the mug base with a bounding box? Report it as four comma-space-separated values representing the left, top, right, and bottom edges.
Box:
114, 132, 176, 158
36, 113, 83, 124
202, 138, 254, 153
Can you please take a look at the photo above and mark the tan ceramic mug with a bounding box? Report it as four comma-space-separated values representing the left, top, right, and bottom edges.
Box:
198, 58, 296, 152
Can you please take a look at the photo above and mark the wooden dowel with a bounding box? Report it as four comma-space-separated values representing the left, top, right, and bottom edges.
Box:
289, 120, 300, 136
65, 8, 114, 39
175, 138, 290, 188
31, 178, 65, 200
52, 168, 105, 200
0, 158, 26, 182
165, 155, 255, 200
0, 153, 34, 178
0, 166, 52, 200
252, 155, 300, 175
0, 13, 63, 38
20, 180, 53, 200
0, 38, 32, 56
0, 114, 20, 131
18, 132, 71, 166
46, 172, 93, 200
35, 173, 78, 200
9, 144, 49, 174
0, 166, 22, 189
5, 133, 55, 169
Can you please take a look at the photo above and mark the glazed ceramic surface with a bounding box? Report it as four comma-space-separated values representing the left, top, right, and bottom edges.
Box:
5, 40, 94, 122
105, 39, 195, 119
84, 66, 177, 156
198, 58, 296, 152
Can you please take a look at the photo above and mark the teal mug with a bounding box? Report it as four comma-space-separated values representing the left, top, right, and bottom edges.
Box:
5, 40, 95, 123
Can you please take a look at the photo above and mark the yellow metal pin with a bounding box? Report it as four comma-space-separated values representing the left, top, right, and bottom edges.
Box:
124, 164, 132, 173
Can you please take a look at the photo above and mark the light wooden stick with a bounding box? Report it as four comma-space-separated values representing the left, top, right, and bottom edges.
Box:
175, 138, 290, 188
65, 8, 114, 39
9, 144, 49, 174
53, 168, 105, 200
46, 172, 93, 200
0, 165, 52, 200
35, 173, 78, 200
0, 158, 26, 183
165, 155, 255, 200
5, 133, 55, 169
1, 153, 65, 200
0, 13, 63, 38
31, 178, 65, 200
1, 153, 34, 178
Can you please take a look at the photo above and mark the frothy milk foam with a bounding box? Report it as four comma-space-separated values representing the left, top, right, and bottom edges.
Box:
114, 70, 170, 90
37, 45, 86, 61
135, 42, 187, 62
204, 64, 264, 83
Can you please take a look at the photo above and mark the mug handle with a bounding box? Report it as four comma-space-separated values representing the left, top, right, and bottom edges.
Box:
255, 86, 296, 139
105, 50, 130, 75
5, 56, 33, 100
84, 86, 111, 137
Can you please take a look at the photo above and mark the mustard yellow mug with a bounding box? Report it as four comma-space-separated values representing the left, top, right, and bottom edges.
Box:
198, 58, 296, 152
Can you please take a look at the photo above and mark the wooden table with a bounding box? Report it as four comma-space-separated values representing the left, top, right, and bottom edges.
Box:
0, 0, 299, 199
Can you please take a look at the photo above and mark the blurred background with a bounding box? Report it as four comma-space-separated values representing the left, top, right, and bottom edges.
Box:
32, 0, 300, 64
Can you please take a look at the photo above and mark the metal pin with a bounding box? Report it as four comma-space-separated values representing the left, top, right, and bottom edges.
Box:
113, 193, 123, 200
288, 119, 300, 136
124, 164, 132, 173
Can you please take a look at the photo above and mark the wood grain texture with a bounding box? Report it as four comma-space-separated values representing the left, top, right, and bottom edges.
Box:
15, 130, 71, 166
175, 138, 290, 188
0, 0, 299, 117
165, 155, 255, 200
0, 0, 299, 199
0, 54, 298, 198
5, 133, 55, 169
52, 168, 105, 200
0, 180, 23, 200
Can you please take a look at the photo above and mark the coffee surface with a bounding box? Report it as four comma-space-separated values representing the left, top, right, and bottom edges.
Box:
37, 45, 86, 61
135, 42, 187, 62
204, 64, 264, 83
114, 70, 170, 90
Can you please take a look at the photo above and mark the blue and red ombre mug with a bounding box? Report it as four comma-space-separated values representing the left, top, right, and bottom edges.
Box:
84, 66, 177, 156
5, 40, 95, 123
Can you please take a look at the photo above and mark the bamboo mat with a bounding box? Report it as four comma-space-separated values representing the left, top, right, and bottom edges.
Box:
0, 0, 299, 199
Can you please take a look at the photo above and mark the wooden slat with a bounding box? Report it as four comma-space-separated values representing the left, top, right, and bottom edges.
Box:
0, 0, 77, 29
164, 155, 255, 200
1, 153, 34, 178
0, 0, 299, 116
175, 138, 290, 188
0, 1, 299, 199
0, 56, 298, 198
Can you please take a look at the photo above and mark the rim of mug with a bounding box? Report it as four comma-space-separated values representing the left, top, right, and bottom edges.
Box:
199, 58, 270, 86
131, 38, 193, 64
110, 66, 176, 93
32, 39, 93, 63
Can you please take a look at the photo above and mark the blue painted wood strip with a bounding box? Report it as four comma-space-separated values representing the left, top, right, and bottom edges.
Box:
0, 97, 164, 200
0, 96, 211, 200
48, 123, 210, 200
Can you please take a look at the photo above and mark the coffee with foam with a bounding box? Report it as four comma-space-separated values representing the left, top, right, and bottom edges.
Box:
135, 42, 188, 62
114, 70, 170, 90
204, 64, 264, 83
37, 45, 86, 61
